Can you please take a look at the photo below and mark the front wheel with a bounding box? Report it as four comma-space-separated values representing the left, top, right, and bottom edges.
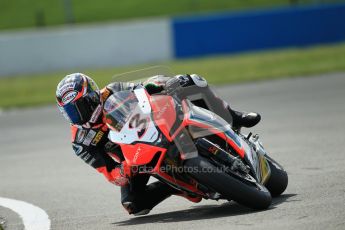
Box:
184, 156, 272, 210
265, 156, 288, 197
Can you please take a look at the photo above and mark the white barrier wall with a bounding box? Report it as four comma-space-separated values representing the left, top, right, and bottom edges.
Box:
0, 19, 172, 77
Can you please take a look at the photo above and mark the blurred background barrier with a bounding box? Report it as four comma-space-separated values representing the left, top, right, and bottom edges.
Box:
0, 19, 172, 77
172, 4, 345, 58
0, 3, 345, 77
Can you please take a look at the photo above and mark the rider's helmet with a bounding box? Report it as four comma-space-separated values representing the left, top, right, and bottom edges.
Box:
56, 73, 102, 125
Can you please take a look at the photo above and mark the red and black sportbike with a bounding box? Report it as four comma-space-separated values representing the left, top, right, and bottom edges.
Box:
104, 68, 288, 210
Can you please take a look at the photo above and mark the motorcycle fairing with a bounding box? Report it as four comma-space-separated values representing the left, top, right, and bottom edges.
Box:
150, 95, 178, 142
120, 143, 166, 166
181, 99, 270, 182
180, 100, 246, 158
108, 88, 160, 144
243, 136, 271, 184
106, 87, 268, 195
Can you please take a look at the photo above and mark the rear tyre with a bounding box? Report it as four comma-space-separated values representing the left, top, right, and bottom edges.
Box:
265, 156, 288, 197
184, 156, 272, 210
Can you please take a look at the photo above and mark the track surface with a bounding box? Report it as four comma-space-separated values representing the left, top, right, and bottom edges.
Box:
1, 73, 345, 230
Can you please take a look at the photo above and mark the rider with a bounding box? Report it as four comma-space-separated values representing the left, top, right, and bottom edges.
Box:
56, 72, 260, 216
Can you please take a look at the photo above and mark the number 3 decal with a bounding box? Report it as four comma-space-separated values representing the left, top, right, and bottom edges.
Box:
129, 114, 149, 139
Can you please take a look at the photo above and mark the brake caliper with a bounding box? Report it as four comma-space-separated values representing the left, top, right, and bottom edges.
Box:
230, 158, 250, 174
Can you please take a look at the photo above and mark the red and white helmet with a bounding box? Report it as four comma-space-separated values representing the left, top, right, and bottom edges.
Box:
56, 73, 102, 125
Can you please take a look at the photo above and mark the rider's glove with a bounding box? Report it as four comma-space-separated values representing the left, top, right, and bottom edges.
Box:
113, 161, 131, 186
120, 161, 132, 178
143, 75, 170, 94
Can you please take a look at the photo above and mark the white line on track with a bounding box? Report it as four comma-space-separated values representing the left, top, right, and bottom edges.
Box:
0, 197, 50, 230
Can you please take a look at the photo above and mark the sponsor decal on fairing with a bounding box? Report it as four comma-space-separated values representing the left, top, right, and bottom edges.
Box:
133, 146, 142, 164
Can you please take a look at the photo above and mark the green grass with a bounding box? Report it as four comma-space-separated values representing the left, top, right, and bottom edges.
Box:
1, 42, 345, 109
0, 0, 341, 30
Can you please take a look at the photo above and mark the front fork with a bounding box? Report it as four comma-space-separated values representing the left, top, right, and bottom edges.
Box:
195, 135, 271, 185
243, 133, 271, 184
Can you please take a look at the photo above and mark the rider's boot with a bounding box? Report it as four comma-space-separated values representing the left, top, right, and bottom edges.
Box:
229, 108, 261, 130
121, 181, 175, 216
122, 201, 151, 216
122, 201, 150, 216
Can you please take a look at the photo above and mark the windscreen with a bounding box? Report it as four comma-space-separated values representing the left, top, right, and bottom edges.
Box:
111, 65, 173, 83
104, 90, 138, 132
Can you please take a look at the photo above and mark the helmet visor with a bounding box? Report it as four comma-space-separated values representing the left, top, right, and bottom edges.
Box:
61, 91, 100, 125
62, 102, 83, 124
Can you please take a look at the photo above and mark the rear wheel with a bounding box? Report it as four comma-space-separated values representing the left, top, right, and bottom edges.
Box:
184, 156, 272, 210
265, 156, 288, 197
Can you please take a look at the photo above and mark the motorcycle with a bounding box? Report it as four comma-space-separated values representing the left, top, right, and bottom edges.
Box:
104, 67, 288, 209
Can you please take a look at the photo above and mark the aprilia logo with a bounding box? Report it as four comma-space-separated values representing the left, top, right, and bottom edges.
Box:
133, 146, 142, 163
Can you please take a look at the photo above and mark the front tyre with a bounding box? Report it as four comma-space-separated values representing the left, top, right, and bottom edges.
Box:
265, 156, 288, 197
184, 156, 272, 210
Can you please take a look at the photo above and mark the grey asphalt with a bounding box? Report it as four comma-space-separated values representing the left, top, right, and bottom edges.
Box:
1, 73, 345, 230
